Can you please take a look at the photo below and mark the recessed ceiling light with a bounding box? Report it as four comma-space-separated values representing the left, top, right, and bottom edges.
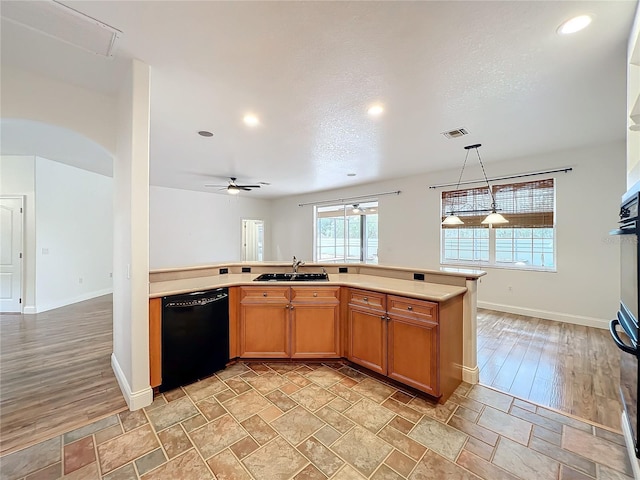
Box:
367, 104, 384, 117
557, 14, 592, 35
347, 173, 357, 177
198, 130, 213, 137
243, 114, 260, 127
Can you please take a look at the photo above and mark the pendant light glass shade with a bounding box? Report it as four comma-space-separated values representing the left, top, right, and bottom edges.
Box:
442, 214, 464, 225
481, 211, 509, 225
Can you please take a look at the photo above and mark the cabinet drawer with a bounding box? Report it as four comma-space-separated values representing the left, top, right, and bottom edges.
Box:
388, 295, 438, 322
240, 287, 289, 303
348, 289, 386, 311
291, 286, 340, 303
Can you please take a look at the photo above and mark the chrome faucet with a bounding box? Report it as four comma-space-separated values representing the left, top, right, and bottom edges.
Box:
292, 255, 305, 273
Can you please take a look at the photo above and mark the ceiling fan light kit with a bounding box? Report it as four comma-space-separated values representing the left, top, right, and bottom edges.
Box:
204, 177, 265, 194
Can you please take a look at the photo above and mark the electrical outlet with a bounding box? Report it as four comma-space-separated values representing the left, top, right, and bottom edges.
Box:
42, 248, 49, 255
508, 285, 512, 292
109, 272, 113, 278
79, 277, 83, 284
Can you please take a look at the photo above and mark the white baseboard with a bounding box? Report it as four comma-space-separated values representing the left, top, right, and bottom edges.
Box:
31, 288, 113, 314
477, 301, 609, 329
23, 305, 37, 314
462, 365, 479, 384
111, 353, 153, 411
622, 411, 640, 480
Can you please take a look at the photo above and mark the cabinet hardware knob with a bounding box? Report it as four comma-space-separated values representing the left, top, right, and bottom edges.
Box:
313, 292, 318, 297
263, 292, 267, 297
407, 306, 413, 311
363, 297, 368, 302
290, 305, 295, 310
381, 315, 386, 320
387, 316, 391, 321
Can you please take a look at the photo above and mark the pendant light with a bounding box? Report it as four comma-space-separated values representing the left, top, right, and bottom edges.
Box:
441, 144, 471, 225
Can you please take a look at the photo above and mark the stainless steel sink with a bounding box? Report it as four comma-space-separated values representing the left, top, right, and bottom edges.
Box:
253, 272, 329, 282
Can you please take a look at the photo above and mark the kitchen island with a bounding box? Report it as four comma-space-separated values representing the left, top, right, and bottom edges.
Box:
149, 262, 485, 402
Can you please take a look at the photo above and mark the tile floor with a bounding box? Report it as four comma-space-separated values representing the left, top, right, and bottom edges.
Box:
0, 362, 632, 480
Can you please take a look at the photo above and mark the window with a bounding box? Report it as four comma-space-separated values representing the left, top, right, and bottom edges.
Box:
441, 179, 555, 270
314, 202, 378, 263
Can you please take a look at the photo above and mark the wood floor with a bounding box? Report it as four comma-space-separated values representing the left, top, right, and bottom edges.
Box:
0, 299, 623, 457
477, 308, 622, 430
0, 295, 127, 455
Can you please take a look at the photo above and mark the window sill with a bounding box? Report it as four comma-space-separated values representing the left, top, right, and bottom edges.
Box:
440, 261, 557, 273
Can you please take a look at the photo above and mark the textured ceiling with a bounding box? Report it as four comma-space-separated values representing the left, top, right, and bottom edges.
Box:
1, 1, 637, 198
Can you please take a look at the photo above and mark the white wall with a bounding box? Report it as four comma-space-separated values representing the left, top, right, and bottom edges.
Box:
271, 141, 626, 328
34, 157, 113, 312
149, 186, 273, 269
0, 155, 36, 310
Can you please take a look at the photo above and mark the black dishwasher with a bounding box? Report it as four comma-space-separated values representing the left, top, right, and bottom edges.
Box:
160, 288, 229, 392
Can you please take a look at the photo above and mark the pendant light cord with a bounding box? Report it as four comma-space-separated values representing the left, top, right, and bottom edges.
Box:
474, 146, 497, 210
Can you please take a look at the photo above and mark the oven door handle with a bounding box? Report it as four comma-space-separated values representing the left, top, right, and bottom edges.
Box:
610, 318, 637, 355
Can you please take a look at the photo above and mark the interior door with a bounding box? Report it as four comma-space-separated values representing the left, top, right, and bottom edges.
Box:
0, 197, 23, 312
242, 219, 264, 261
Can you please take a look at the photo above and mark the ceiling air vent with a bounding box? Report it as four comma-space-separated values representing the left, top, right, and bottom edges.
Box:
441, 128, 469, 139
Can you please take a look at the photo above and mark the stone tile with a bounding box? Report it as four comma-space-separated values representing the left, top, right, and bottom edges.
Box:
101, 463, 138, 480
315, 406, 356, 433
305, 366, 346, 387
408, 416, 467, 461
157, 424, 192, 459
223, 390, 271, 422
95, 424, 123, 444
225, 377, 252, 394
64, 436, 95, 474
247, 363, 273, 374
338, 366, 367, 381
562, 425, 631, 476
271, 406, 325, 444
134, 449, 167, 476
97, 424, 159, 474
245, 372, 290, 394
352, 378, 396, 403
595, 427, 626, 447
532, 424, 562, 446
560, 465, 594, 480
266, 362, 301, 374
266, 389, 299, 412
216, 362, 251, 380
63, 415, 119, 443
333, 464, 368, 479
329, 383, 364, 403
343, 398, 394, 433
60, 461, 100, 480
456, 405, 480, 423
332, 426, 393, 477
215, 389, 237, 403
297, 436, 344, 476
24, 462, 62, 480
281, 382, 302, 395
196, 397, 227, 421
162, 387, 186, 402
1, 436, 61, 480
145, 395, 167, 411
382, 398, 423, 423
230, 436, 259, 459
294, 463, 328, 480
377, 425, 426, 461
241, 415, 278, 445
146, 397, 199, 431
409, 450, 478, 479
391, 391, 414, 404
450, 393, 485, 413
409, 396, 457, 422
463, 437, 494, 462
240, 370, 258, 379
492, 437, 560, 480
242, 436, 308, 480
207, 449, 252, 480
285, 371, 313, 388
141, 449, 213, 479
509, 405, 563, 433
329, 397, 352, 412
477, 406, 532, 445
453, 382, 473, 397
315, 425, 342, 446
467, 385, 513, 412
596, 464, 634, 479
118, 409, 148, 432
456, 450, 519, 480
384, 450, 416, 477
340, 377, 359, 388
371, 464, 404, 480
189, 414, 247, 459
181, 413, 207, 432
389, 415, 415, 434
449, 414, 499, 446
529, 436, 597, 477
183, 375, 228, 402
259, 404, 284, 422
536, 407, 592, 432
512, 398, 536, 412
291, 384, 337, 411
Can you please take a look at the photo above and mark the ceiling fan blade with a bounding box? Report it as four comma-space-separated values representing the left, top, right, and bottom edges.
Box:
239, 187, 253, 191
236, 184, 261, 188
204, 184, 227, 187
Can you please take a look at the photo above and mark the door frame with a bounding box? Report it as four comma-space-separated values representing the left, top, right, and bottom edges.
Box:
241, 218, 265, 261
0, 195, 25, 313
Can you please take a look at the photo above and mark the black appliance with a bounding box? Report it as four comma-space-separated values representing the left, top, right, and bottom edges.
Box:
161, 288, 229, 392
610, 182, 640, 458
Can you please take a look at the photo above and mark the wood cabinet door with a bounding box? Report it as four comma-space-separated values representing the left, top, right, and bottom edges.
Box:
240, 302, 290, 358
347, 305, 387, 375
387, 314, 439, 396
291, 303, 340, 358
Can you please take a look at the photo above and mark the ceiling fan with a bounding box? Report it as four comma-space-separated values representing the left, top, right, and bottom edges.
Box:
204, 177, 265, 195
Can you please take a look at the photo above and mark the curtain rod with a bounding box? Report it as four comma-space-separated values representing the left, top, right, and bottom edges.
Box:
428, 167, 573, 189
298, 190, 401, 207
